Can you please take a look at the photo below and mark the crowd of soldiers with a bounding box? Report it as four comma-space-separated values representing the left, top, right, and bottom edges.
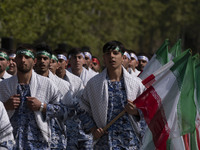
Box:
0, 40, 150, 150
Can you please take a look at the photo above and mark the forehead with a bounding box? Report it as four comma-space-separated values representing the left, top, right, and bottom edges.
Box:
104, 49, 121, 54
139, 59, 147, 62
71, 53, 84, 57
37, 55, 49, 58
58, 59, 66, 62
131, 57, 136, 60
104, 50, 123, 57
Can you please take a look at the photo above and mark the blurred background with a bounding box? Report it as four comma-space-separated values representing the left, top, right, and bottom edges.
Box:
0, 0, 200, 57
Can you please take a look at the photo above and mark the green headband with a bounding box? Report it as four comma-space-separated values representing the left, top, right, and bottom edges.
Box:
0, 52, 9, 60
16, 49, 35, 59
51, 54, 58, 62
36, 50, 51, 59
115, 46, 124, 55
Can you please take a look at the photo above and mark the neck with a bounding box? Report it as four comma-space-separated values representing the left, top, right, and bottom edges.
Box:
132, 67, 135, 72
37, 70, 49, 77
0, 70, 6, 78
72, 67, 83, 77
107, 66, 122, 82
57, 69, 66, 79
17, 70, 32, 84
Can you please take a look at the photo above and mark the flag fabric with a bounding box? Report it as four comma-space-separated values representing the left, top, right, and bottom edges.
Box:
139, 39, 182, 80
133, 50, 196, 149
139, 39, 169, 80
194, 54, 200, 149
168, 39, 182, 60
182, 54, 199, 150
194, 54, 200, 112
196, 114, 200, 149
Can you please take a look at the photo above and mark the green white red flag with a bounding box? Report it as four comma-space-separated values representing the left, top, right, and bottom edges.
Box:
139, 39, 182, 81
133, 50, 196, 149
139, 39, 169, 80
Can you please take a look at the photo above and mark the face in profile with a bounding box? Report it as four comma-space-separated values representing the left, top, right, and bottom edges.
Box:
92, 60, 101, 72
50, 59, 59, 74
0, 57, 9, 73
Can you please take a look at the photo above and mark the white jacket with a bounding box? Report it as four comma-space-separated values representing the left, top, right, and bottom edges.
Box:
80, 67, 145, 128
0, 70, 61, 142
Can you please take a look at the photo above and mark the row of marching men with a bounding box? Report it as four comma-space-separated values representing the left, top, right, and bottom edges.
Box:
0, 40, 150, 149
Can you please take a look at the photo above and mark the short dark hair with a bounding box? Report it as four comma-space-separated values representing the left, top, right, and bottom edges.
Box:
54, 48, 68, 57
81, 46, 92, 54
103, 40, 125, 54
0, 48, 8, 54
16, 44, 36, 57
128, 49, 137, 55
7, 49, 16, 55
68, 47, 82, 57
35, 43, 52, 55
137, 52, 150, 60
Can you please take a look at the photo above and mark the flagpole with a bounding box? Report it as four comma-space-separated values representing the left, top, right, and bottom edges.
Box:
103, 110, 126, 131
93, 110, 126, 142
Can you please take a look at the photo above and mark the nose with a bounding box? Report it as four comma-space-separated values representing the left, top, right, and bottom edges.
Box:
21, 56, 26, 62
41, 58, 45, 63
109, 52, 115, 58
10, 59, 14, 64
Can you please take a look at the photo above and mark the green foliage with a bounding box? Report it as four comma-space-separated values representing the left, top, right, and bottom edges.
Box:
0, 0, 199, 57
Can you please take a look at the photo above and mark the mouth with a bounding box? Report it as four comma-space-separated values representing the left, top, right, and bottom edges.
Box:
9, 65, 15, 68
109, 60, 116, 64
40, 65, 46, 68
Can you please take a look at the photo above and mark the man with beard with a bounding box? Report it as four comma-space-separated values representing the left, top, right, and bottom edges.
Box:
0, 48, 12, 81
0, 44, 66, 150
35, 43, 71, 149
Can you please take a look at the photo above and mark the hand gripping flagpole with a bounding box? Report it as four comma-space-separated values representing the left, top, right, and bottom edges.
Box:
102, 110, 126, 131
93, 110, 126, 142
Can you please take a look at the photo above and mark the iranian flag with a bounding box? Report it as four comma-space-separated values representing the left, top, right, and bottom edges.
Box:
168, 39, 182, 61
139, 39, 182, 80
139, 39, 169, 80
194, 54, 200, 115
194, 55, 200, 149
182, 54, 200, 150
133, 50, 196, 149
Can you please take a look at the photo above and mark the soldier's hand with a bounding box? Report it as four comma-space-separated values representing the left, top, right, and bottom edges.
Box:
4, 94, 21, 110
26, 97, 41, 111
